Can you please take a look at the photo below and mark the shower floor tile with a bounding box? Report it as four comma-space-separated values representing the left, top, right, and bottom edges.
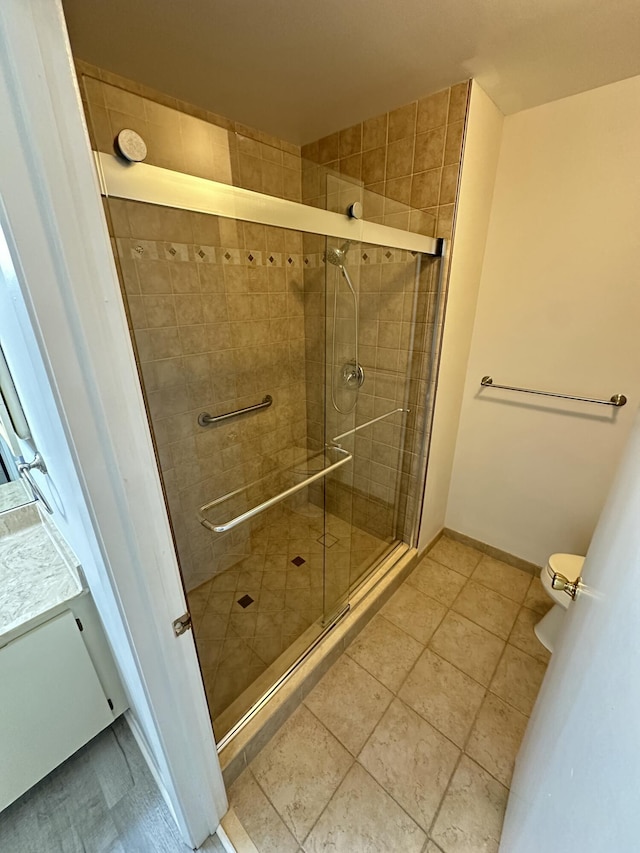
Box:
188, 503, 389, 735
227, 535, 552, 852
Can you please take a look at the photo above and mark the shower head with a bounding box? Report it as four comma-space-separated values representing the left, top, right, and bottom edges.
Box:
325, 241, 351, 268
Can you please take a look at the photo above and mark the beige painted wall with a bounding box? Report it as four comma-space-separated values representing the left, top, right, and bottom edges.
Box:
446, 75, 640, 564
418, 82, 504, 549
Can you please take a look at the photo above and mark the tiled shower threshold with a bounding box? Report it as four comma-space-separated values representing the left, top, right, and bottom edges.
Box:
218, 539, 427, 786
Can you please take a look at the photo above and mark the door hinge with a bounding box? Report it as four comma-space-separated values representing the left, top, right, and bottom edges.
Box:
75, 617, 84, 632
172, 612, 192, 637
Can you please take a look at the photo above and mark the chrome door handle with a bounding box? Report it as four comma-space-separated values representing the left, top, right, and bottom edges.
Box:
551, 572, 582, 600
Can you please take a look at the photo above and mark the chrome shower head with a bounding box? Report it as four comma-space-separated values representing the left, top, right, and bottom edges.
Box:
325, 241, 351, 268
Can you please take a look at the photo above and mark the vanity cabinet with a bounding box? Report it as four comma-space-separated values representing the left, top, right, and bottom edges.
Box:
0, 609, 117, 810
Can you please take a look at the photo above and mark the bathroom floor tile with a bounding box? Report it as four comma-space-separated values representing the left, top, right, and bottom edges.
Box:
359, 698, 460, 831
490, 644, 547, 716
399, 649, 486, 747
508, 606, 551, 663
229, 769, 299, 853
428, 536, 483, 577
381, 584, 447, 645
523, 576, 553, 615
303, 763, 426, 853
346, 614, 423, 693
465, 693, 529, 786
304, 655, 393, 755
429, 612, 505, 686
406, 556, 467, 607
452, 580, 519, 639
250, 705, 352, 842
471, 556, 531, 603
431, 756, 508, 853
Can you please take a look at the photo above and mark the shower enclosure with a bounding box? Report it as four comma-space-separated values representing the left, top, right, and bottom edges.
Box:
94, 139, 444, 742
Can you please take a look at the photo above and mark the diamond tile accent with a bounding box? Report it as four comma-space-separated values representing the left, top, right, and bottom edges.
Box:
317, 533, 339, 548
237, 594, 254, 609
269, 255, 275, 263
385, 250, 392, 259
168, 246, 177, 256
224, 251, 231, 260
198, 249, 206, 258
287, 257, 293, 265
363, 253, 369, 260
291, 556, 306, 567
248, 253, 254, 262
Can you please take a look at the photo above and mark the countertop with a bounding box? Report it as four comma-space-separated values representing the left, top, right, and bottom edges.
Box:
0, 503, 83, 643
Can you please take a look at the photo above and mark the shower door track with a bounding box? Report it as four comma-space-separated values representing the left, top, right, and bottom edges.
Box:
93, 152, 443, 257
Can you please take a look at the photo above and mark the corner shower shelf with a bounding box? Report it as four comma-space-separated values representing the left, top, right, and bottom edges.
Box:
198, 446, 352, 534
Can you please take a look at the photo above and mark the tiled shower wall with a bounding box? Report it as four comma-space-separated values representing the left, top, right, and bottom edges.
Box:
299, 84, 469, 546
109, 202, 310, 590
303, 243, 443, 550
76, 59, 303, 200
301, 81, 469, 241
77, 60, 468, 588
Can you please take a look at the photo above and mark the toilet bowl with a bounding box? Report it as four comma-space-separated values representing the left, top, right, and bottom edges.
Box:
534, 553, 584, 652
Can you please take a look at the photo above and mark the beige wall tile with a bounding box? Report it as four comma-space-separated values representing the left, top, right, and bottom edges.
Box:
339, 123, 362, 157
388, 102, 417, 142
363, 113, 388, 150
414, 126, 446, 172
417, 89, 449, 132
444, 119, 465, 165
386, 137, 414, 179
448, 81, 470, 123
411, 169, 441, 209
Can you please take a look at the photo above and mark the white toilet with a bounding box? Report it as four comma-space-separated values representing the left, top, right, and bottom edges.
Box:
534, 553, 585, 652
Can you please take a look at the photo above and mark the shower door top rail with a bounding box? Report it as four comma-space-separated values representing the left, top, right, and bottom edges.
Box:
480, 376, 627, 407
94, 151, 442, 257
198, 446, 352, 533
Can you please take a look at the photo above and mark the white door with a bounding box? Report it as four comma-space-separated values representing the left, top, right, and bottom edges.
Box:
501, 406, 640, 851
0, 0, 226, 845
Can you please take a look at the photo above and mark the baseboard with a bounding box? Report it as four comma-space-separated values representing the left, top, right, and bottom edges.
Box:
443, 528, 541, 576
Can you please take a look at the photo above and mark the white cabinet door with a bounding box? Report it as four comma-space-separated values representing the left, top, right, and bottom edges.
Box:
0, 611, 114, 810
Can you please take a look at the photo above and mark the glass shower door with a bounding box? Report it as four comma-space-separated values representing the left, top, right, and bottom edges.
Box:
321, 235, 440, 617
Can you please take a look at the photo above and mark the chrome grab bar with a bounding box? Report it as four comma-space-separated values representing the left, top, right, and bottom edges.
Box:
332, 407, 409, 443
480, 376, 627, 408
17, 453, 54, 514
198, 395, 272, 427
198, 447, 352, 533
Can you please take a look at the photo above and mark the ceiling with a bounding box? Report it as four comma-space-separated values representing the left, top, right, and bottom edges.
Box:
61, 0, 640, 145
